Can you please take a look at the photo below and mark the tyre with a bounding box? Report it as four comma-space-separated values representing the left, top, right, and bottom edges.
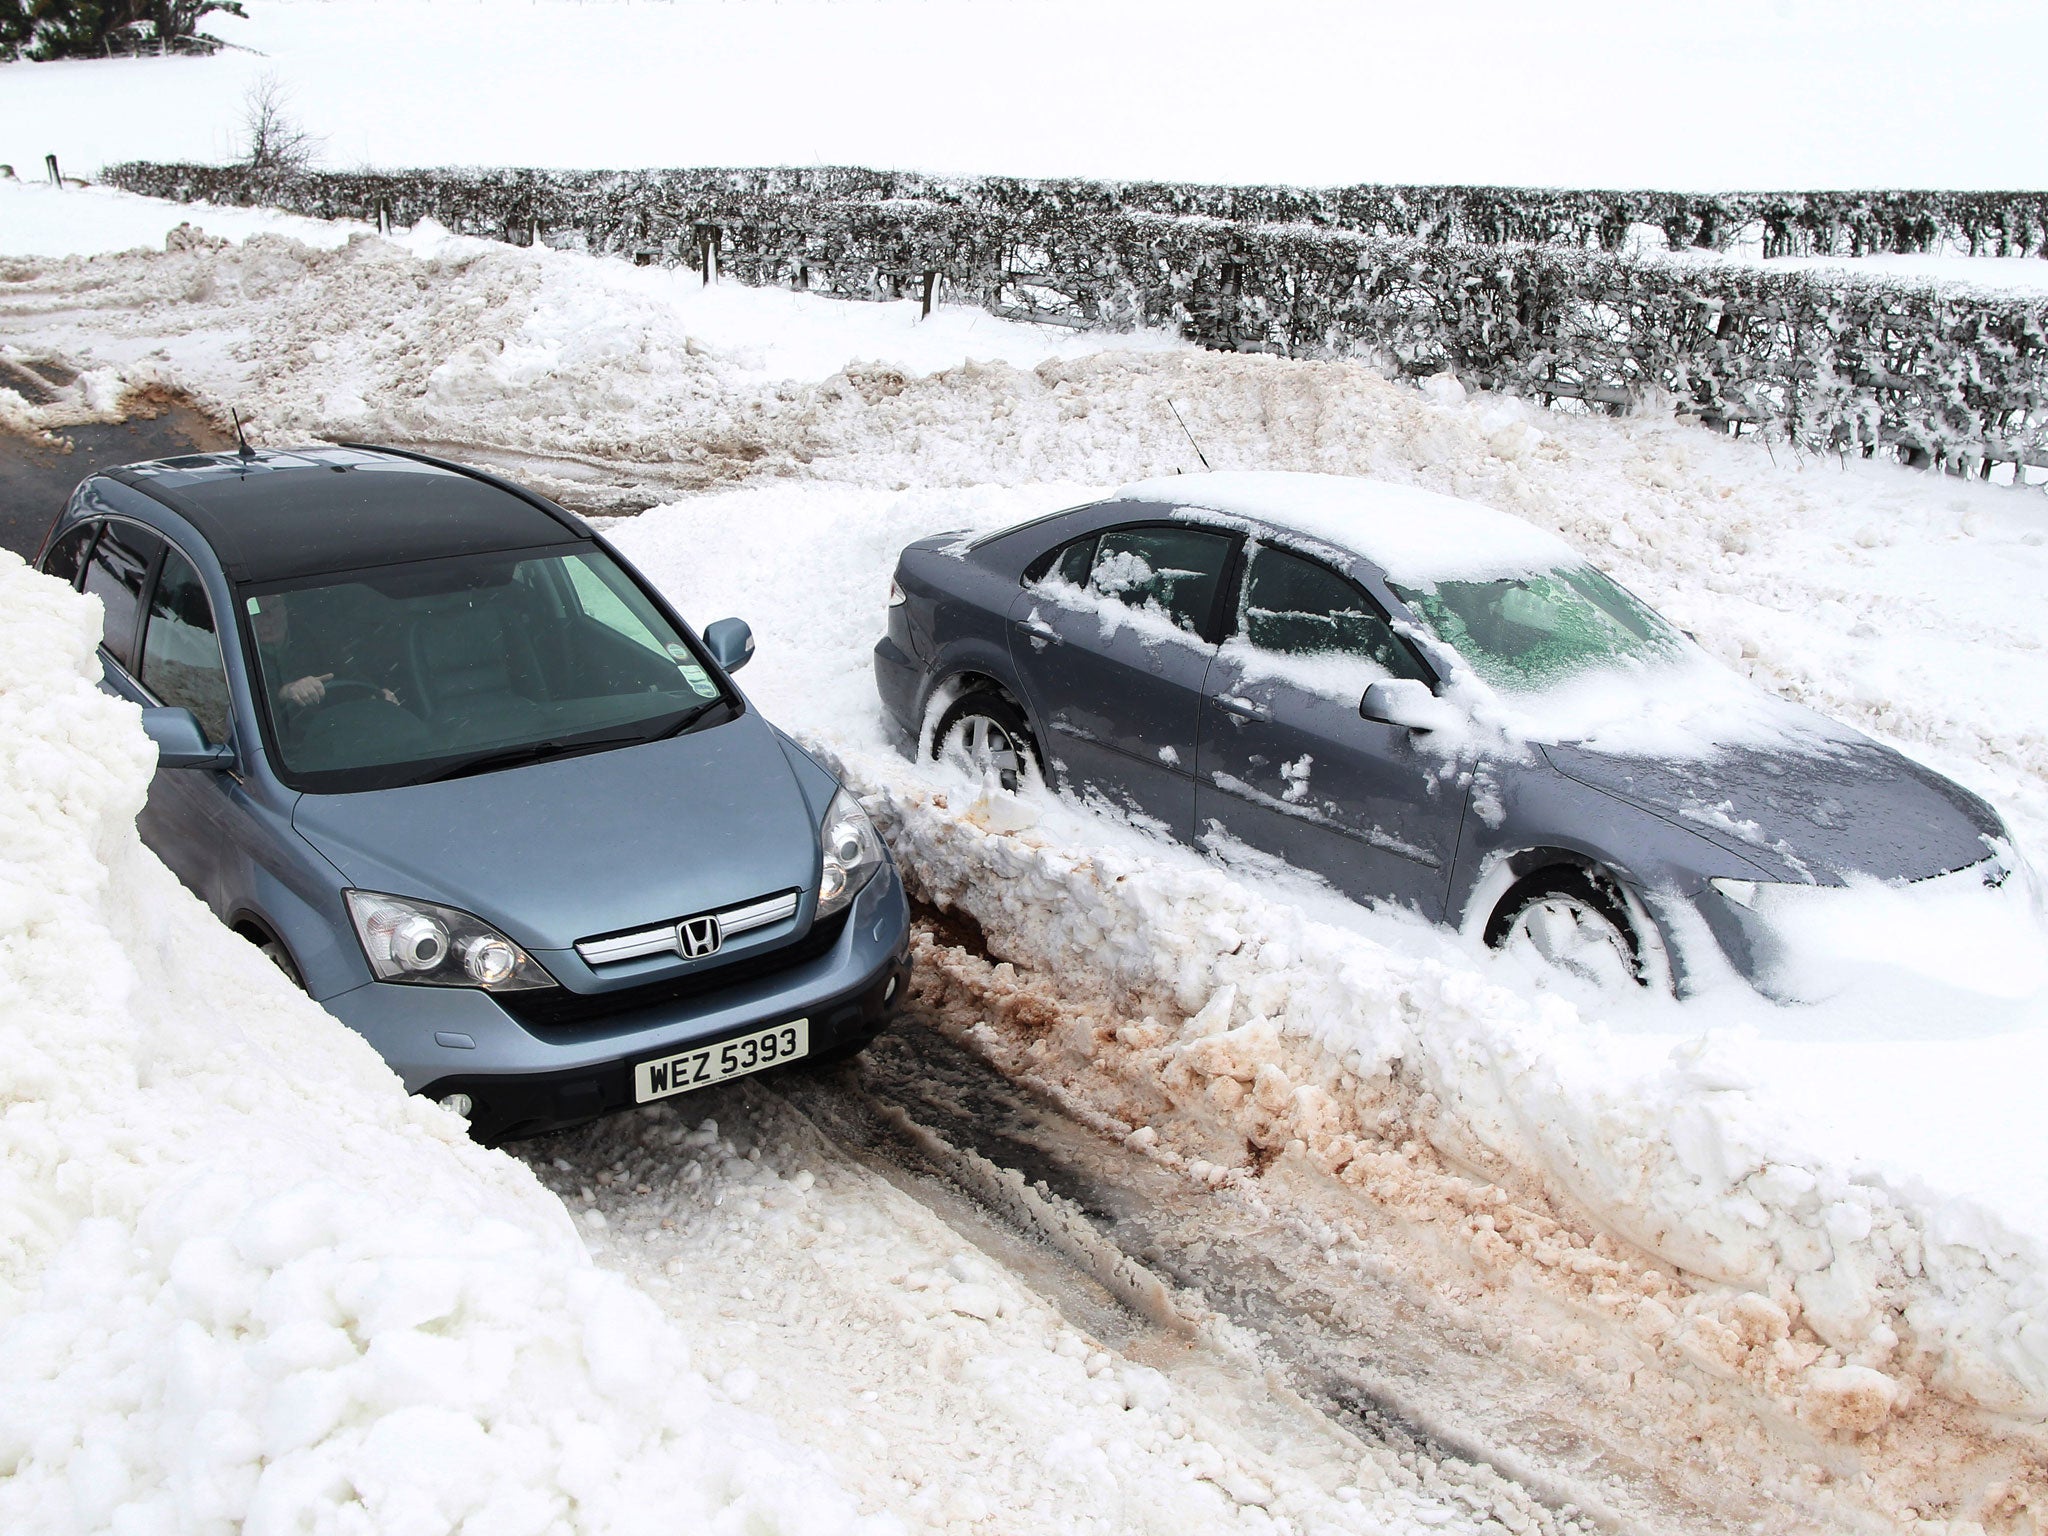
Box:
1483, 868, 1650, 989
253, 932, 306, 991
931, 691, 1041, 793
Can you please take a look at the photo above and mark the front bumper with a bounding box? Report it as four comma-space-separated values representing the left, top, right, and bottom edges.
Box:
323, 864, 912, 1141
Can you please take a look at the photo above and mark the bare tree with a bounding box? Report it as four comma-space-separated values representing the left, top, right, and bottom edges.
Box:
241, 71, 319, 175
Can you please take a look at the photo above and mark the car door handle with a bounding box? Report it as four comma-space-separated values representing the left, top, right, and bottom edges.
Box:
1215, 693, 1270, 721
1015, 618, 1062, 645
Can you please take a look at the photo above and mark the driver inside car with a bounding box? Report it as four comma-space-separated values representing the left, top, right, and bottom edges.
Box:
250, 592, 400, 712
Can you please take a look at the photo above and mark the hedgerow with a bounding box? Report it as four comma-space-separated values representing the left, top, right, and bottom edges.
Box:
105, 162, 2048, 474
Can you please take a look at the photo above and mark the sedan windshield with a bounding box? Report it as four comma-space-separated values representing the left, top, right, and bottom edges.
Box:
244, 544, 733, 792
1388, 564, 1684, 692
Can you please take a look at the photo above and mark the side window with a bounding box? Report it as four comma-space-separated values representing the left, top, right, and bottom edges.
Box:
81, 521, 164, 670
141, 547, 232, 745
1088, 526, 1234, 636
1240, 546, 1433, 682
41, 521, 99, 589
1052, 535, 1096, 587
1025, 534, 1098, 588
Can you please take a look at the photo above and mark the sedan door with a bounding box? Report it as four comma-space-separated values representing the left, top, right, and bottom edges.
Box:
1195, 543, 1467, 918
1007, 522, 1237, 840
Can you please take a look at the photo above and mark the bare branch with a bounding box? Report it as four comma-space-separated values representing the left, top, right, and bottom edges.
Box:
241, 71, 320, 175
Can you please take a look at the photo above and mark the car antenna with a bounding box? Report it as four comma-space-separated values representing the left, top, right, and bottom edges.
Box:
1166, 397, 1211, 473
230, 406, 257, 463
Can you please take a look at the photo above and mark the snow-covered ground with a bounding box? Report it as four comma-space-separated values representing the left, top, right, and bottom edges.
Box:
0, 179, 373, 258
5, 0, 2047, 190
0, 559, 888, 1535
8, 180, 2048, 1528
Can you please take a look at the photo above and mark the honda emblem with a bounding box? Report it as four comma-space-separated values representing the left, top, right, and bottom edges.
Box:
676, 914, 723, 958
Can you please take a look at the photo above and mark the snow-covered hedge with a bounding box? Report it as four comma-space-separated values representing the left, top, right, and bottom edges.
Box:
106, 162, 2048, 259
106, 162, 2048, 475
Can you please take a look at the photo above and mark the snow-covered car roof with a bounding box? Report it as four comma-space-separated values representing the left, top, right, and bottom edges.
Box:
1110, 471, 1579, 586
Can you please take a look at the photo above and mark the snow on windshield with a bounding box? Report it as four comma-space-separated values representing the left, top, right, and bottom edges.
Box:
1379, 562, 1851, 762
1389, 563, 1685, 693
1111, 471, 1579, 585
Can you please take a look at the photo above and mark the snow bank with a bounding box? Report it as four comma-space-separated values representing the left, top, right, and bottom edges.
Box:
842, 758, 2048, 1432
0, 554, 877, 1534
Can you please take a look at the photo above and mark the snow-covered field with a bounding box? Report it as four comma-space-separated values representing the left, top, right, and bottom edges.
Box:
6, 82, 2048, 1536
4, 0, 2047, 190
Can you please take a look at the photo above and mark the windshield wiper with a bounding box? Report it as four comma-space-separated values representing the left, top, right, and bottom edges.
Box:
415, 728, 655, 785
412, 703, 728, 785
645, 696, 727, 741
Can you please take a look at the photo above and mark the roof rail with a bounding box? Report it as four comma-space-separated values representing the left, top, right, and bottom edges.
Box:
334, 442, 593, 537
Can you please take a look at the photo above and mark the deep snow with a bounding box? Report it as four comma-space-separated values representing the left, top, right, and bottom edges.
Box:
0, 556, 886, 1535
7, 181, 2048, 1528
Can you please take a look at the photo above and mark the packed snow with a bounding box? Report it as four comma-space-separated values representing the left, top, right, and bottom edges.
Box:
4, 0, 2048, 190
0, 539, 1596, 1533
8, 180, 2048, 1529
0, 557, 884, 1535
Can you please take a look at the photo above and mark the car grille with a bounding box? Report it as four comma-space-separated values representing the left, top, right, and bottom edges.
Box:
502, 909, 850, 1030
575, 889, 802, 966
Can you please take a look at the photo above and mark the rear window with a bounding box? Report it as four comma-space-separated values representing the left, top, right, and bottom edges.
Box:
41, 521, 98, 589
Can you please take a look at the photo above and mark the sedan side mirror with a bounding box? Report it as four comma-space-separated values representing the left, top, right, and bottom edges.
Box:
142, 706, 235, 770
702, 617, 755, 674
1360, 679, 1458, 733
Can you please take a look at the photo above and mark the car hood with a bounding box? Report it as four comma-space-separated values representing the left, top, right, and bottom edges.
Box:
1541, 735, 2002, 884
291, 712, 820, 951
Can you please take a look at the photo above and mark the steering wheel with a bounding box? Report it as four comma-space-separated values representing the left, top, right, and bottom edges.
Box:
288, 677, 386, 712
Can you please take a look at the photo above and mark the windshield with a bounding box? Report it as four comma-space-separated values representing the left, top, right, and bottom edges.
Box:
1388, 564, 1685, 692
244, 544, 734, 792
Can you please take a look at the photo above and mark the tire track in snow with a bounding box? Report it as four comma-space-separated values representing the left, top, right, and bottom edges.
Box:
786, 1008, 1758, 1536
513, 1015, 1598, 1536
516, 992, 1792, 1536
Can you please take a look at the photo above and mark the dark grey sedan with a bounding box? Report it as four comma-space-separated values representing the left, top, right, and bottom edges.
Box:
874, 472, 2027, 996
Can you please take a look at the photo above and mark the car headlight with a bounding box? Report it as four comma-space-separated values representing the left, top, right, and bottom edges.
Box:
345, 890, 556, 990
1709, 877, 1769, 910
817, 788, 884, 918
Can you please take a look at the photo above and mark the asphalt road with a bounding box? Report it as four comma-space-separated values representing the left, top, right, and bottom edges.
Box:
0, 404, 229, 562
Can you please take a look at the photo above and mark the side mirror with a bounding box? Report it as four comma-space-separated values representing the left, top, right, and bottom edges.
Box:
142, 706, 235, 770
1360, 679, 1457, 733
702, 617, 755, 674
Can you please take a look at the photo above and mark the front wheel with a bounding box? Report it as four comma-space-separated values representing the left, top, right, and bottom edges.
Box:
254, 933, 306, 991
1484, 869, 1651, 990
931, 692, 1041, 794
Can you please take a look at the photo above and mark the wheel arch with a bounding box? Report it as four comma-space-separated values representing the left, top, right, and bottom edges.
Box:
227, 907, 308, 987
1457, 845, 1682, 992
914, 655, 1034, 755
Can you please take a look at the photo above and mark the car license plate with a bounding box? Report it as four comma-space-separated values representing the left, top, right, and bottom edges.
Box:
634, 1019, 808, 1103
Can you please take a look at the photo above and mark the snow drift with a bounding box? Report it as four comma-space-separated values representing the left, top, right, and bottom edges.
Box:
0, 554, 877, 1534
831, 748, 2048, 1440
